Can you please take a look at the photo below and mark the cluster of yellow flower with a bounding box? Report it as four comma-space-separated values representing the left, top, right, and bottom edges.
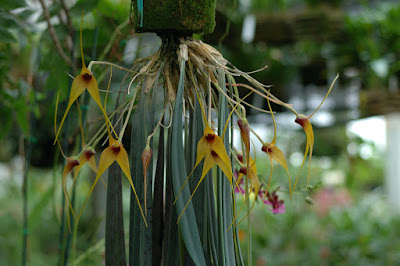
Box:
54, 17, 146, 228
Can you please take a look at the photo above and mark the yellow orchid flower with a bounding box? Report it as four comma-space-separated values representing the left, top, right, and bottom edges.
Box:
237, 157, 260, 196
54, 14, 108, 145
293, 115, 314, 192
176, 125, 233, 223
61, 156, 81, 232
261, 97, 291, 196
78, 135, 147, 226
293, 74, 339, 192
196, 125, 233, 182
228, 155, 260, 230
62, 147, 98, 229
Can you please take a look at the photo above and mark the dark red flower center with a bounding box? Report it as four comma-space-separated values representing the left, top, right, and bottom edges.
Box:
239, 167, 247, 175
66, 158, 80, 172
211, 150, 218, 157
111, 144, 121, 153
261, 146, 272, 154
295, 117, 307, 127
82, 73, 92, 81
205, 133, 215, 141
69, 159, 80, 168
84, 149, 96, 158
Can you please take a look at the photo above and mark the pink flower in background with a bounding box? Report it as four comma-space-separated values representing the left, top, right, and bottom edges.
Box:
263, 190, 286, 214
314, 187, 352, 217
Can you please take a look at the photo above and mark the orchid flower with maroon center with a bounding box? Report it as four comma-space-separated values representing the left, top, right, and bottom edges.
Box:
237, 156, 260, 196
227, 153, 261, 230
60, 148, 99, 231
62, 147, 97, 221
173, 72, 234, 222
55, 90, 98, 226
54, 14, 111, 145
73, 65, 147, 225
62, 156, 80, 222
77, 133, 147, 226
175, 124, 233, 223
293, 74, 339, 192
259, 96, 292, 197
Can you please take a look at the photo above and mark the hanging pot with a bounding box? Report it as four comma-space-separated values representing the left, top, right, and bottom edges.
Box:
131, 0, 216, 34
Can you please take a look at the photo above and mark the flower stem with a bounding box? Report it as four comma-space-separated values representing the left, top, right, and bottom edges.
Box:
88, 60, 138, 74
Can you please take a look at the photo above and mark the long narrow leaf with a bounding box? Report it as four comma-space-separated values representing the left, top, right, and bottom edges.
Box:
171, 59, 206, 266
152, 117, 164, 266
129, 85, 148, 265
105, 162, 126, 265
164, 124, 180, 265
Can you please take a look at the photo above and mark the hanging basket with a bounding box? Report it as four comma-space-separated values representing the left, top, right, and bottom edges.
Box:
131, 0, 216, 34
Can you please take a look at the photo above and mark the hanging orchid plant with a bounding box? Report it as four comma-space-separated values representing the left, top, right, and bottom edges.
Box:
54, 3, 339, 265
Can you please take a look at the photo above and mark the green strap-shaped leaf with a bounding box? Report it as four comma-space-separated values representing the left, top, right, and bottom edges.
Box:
219, 70, 236, 266
164, 128, 180, 265
206, 175, 219, 264
152, 117, 164, 265
189, 92, 206, 244
105, 162, 127, 265
129, 83, 155, 266
171, 58, 206, 266
129, 86, 145, 265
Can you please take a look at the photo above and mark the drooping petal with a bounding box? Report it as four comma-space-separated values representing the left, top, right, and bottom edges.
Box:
62, 157, 80, 221
265, 145, 292, 196
248, 163, 260, 195
114, 140, 147, 225
200, 152, 216, 181
265, 154, 274, 192
53, 78, 87, 144
97, 146, 118, 178
77, 145, 117, 222
213, 152, 233, 181
209, 135, 232, 178
88, 155, 98, 173
293, 116, 314, 192
268, 146, 289, 172
85, 70, 107, 115
174, 135, 210, 205
238, 119, 250, 166
239, 158, 259, 195
195, 136, 209, 166
177, 153, 214, 223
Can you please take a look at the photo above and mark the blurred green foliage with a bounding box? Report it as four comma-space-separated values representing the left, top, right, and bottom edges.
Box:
239, 189, 400, 265
0, 166, 104, 265
0, 0, 133, 165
